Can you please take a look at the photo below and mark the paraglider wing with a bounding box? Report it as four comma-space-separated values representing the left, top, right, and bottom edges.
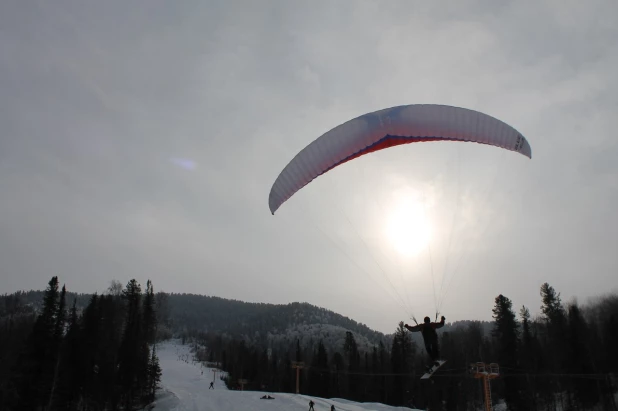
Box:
268, 104, 531, 215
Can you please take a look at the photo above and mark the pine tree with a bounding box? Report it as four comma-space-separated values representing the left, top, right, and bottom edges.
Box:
46, 284, 67, 410
54, 285, 67, 341
539, 283, 568, 376
390, 322, 414, 406
492, 294, 521, 410
332, 352, 344, 398
343, 331, 361, 400
0, 294, 37, 410
118, 279, 143, 409
343, 331, 359, 367
20, 276, 61, 409
566, 303, 598, 409
518, 305, 540, 410
363, 351, 370, 402
147, 345, 162, 401
540, 283, 566, 325
143, 280, 157, 344
520, 306, 531, 348
270, 350, 279, 392
57, 299, 81, 410
140, 280, 157, 402
155, 291, 172, 339
377, 340, 388, 404
295, 338, 302, 362
309, 340, 329, 398
79, 294, 97, 404
603, 313, 618, 372
492, 295, 519, 364
368, 345, 379, 402
257, 348, 270, 391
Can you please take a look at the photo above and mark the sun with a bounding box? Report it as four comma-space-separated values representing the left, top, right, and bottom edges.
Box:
384, 194, 431, 257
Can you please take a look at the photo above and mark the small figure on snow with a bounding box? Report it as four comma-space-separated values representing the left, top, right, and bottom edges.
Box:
308, 399, 315, 410
331, 405, 336, 411
404, 316, 446, 368
209, 381, 214, 389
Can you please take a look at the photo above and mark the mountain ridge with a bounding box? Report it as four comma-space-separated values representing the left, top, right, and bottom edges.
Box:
1, 288, 493, 353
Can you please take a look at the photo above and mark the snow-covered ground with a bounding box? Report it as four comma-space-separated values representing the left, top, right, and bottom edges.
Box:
152, 339, 420, 411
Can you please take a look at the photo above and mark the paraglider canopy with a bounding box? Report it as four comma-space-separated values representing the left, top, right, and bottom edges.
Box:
268, 104, 531, 215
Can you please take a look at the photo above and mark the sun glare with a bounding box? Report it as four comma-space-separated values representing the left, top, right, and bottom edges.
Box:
385, 194, 431, 257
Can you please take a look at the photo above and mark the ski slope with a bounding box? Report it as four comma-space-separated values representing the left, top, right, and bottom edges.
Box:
152, 339, 419, 411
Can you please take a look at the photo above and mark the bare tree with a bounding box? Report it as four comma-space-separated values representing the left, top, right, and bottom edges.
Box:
107, 279, 124, 296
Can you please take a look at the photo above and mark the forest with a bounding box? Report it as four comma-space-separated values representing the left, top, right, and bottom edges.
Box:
1, 278, 617, 411
183, 284, 618, 410
0, 277, 162, 411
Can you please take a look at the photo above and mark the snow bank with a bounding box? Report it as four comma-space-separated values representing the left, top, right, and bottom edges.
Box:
152, 339, 419, 411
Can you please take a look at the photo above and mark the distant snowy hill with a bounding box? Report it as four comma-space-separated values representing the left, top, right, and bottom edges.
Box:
165, 295, 391, 350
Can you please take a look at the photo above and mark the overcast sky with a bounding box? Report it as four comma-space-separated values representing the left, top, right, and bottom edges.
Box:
1, 1, 617, 334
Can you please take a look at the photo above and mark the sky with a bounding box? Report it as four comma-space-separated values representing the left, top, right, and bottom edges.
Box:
1, 0, 617, 334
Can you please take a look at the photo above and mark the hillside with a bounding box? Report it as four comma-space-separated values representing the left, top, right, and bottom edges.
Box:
1, 289, 492, 354
166, 294, 387, 345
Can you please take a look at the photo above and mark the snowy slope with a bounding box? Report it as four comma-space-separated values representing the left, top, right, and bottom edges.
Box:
152, 340, 420, 411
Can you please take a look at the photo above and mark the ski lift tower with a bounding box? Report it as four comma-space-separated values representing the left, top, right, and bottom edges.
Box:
291, 361, 305, 394
469, 362, 499, 411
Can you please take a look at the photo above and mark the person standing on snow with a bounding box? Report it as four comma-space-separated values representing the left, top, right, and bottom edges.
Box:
308, 399, 315, 410
404, 316, 446, 366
